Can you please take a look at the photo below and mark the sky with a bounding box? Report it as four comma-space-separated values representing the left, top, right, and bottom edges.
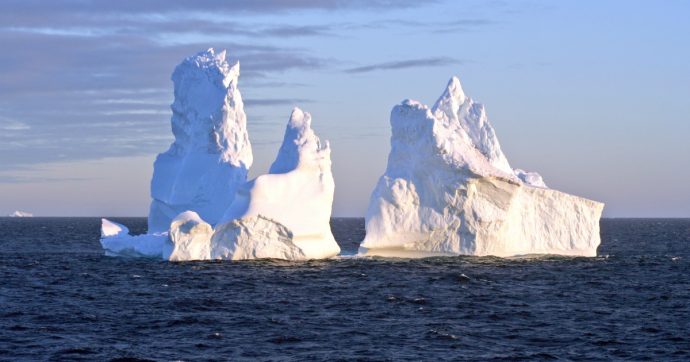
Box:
0, 0, 689, 217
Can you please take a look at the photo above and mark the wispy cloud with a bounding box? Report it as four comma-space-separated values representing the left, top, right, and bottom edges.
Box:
0, 174, 94, 184
92, 98, 170, 105
0, 117, 31, 131
0, 0, 432, 21
100, 109, 170, 116
349, 18, 494, 33
0, 0, 439, 172
345, 57, 461, 73
431, 19, 494, 33
244, 98, 313, 106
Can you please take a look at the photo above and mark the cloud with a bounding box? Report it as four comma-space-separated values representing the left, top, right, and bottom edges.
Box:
348, 18, 493, 33
244, 98, 313, 106
0, 32, 321, 95
0, 1, 433, 39
100, 109, 171, 116
0, 0, 439, 173
345, 57, 462, 73
430, 19, 494, 33
256, 24, 334, 37
92, 98, 170, 105
0, 117, 31, 131
0, 174, 94, 184
0, 0, 431, 20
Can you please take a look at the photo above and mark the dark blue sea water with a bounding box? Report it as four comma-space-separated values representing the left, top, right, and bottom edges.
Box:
0, 218, 689, 361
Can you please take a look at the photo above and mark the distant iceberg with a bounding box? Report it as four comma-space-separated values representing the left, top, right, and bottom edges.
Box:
8, 211, 33, 217
359, 77, 604, 258
101, 48, 338, 261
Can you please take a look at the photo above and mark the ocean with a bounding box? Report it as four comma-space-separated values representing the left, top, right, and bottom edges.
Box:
1, 217, 689, 360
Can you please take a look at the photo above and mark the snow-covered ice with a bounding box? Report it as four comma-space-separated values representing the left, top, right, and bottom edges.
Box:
169, 211, 213, 261
100, 218, 129, 238
359, 76, 604, 258
8, 211, 33, 217
514, 169, 547, 188
211, 215, 306, 261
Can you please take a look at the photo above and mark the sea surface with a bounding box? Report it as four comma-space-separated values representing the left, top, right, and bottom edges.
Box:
0, 218, 689, 361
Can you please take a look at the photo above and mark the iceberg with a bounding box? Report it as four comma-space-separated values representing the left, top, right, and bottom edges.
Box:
8, 211, 33, 217
212, 108, 340, 260
100, 49, 339, 261
148, 48, 252, 233
359, 76, 604, 258
102, 48, 250, 259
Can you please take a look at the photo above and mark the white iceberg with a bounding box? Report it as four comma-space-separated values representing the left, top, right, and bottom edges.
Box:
8, 211, 33, 217
100, 49, 339, 261
148, 48, 252, 233
359, 76, 604, 258
102, 48, 250, 259
211, 108, 340, 260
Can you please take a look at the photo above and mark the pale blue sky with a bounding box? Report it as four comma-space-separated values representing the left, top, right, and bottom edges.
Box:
0, 0, 688, 217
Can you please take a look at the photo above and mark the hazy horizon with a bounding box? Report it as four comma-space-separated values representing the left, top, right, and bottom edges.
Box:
1, 0, 689, 218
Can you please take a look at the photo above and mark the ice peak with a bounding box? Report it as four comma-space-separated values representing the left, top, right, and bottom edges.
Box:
186, 48, 238, 87
426, 75, 513, 175
269, 108, 329, 174
446, 76, 466, 101
432, 76, 467, 115
287, 107, 311, 131
168, 48, 251, 167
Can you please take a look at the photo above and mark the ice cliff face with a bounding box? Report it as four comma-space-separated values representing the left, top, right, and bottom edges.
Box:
212, 108, 340, 260
360, 77, 604, 257
148, 48, 252, 233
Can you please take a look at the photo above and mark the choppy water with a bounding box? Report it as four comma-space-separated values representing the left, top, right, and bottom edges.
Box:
1, 218, 689, 361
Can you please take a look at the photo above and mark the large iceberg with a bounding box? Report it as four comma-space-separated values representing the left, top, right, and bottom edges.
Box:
8, 211, 33, 217
148, 48, 252, 233
359, 77, 604, 258
100, 49, 338, 261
